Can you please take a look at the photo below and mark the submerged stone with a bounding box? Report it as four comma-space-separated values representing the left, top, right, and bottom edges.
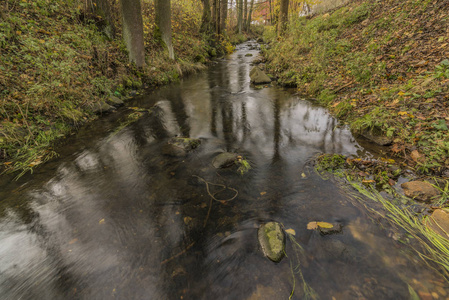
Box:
212, 152, 239, 168
162, 137, 201, 157
258, 222, 285, 262
250, 67, 271, 85
401, 181, 440, 202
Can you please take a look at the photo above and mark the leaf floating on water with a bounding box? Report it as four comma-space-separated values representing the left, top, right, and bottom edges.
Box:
285, 228, 296, 236
307, 221, 334, 230
316, 222, 334, 229
307, 222, 318, 230
99, 218, 105, 225
301, 173, 307, 178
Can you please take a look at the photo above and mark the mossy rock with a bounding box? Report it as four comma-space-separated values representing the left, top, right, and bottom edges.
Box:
162, 137, 201, 157
212, 152, 240, 169
258, 222, 285, 262
91, 101, 115, 114
250, 67, 271, 85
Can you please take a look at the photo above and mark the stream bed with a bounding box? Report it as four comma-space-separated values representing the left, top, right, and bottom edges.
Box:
0, 42, 447, 299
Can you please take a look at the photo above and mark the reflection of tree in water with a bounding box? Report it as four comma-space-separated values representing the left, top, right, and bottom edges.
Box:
164, 86, 191, 137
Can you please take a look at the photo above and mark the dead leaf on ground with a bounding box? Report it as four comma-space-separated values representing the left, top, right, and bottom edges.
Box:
307, 221, 334, 230
285, 228, 296, 236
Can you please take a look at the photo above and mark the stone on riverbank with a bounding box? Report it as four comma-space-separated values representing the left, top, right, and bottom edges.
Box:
258, 222, 285, 262
401, 181, 441, 202
107, 96, 124, 107
426, 209, 449, 239
91, 101, 115, 114
162, 137, 201, 157
250, 67, 271, 85
212, 152, 240, 168
361, 130, 393, 146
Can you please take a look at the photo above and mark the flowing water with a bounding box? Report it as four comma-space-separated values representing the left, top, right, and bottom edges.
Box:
0, 42, 447, 299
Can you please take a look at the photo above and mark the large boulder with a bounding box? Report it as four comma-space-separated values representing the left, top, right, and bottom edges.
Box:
258, 222, 285, 262
426, 209, 449, 239
250, 67, 271, 85
212, 152, 240, 168
401, 181, 441, 202
162, 137, 201, 157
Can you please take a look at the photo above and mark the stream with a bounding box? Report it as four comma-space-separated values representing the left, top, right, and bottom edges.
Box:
0, 41, 447, 299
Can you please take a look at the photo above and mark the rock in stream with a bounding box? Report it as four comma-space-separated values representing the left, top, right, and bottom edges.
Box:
258, 222, 285, 262
162, 137, 201, 157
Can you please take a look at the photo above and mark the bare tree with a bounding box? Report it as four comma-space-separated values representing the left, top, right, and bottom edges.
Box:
120, 0, 145, 67
155, 0, 174, 60
237, 0, 243, 33
243, 0, 248, 31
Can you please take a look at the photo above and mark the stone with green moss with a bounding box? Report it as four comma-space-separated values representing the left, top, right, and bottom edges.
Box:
258, 222, 285, 262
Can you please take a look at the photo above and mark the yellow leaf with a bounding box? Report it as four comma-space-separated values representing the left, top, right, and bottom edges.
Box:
260, 191, 266, 196
316, 222, 334, 229
362, 179, 376, 184
398, 111, 408, 116
285, 228, 296, 236
99, 218, 105, 224
39, 39, 45, 44
307, 222, 318, 230
397, 91, 406, 96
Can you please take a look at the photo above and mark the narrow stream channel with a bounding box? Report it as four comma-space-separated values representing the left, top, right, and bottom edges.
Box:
0, 42, 446, 299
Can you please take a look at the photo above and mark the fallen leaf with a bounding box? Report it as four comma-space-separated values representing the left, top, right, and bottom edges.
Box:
362, 179, 376, 184
307, 222, 318, 230
68, 238, 78, 245
285, 228, 296, 236
316, 222, 334, 229
260, 191, 267, 196
99, 218, 105, 224
301, 173, 307, 178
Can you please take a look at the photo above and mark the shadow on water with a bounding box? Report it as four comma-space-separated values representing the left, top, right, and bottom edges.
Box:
0, 41, 447, 299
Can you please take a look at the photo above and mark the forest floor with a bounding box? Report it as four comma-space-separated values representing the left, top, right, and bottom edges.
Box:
0, 0, 248, 177
263, 0, 449, 203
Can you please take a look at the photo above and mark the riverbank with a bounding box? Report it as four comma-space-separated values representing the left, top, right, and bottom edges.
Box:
262, 0, 449, 178
0, 0, 251, 178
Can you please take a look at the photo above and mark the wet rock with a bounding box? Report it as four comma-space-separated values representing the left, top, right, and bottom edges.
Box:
426, 209, 449, 239
107, 96, 124, 107
250, 67, 271, 85
257, 222, 285, 262
361, 130, 393, 146
91, 101, 115, 114
162, 137, 201, 157
212, 152, 239, 168
401, 181, 441, 202
245, 53, 253, 57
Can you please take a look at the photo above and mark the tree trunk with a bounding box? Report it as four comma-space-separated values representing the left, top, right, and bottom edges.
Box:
237, 0, 243, 34
279, 0, 289, 35
120, 0, 145, 67
243, 0, 247, 31
220, 0, 228, 34
200, 0, 212, 33
155, 0, 174, 60
216, 0, 221, 35
246, 0, 254, 31
269, 0, 272, 25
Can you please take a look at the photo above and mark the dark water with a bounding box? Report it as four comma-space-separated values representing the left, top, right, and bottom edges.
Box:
0, 42, 447, 300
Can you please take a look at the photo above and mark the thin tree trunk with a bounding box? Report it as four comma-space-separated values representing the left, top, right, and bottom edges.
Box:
269, 0, 272, 25
216, 0, 221, 34
237, 0, 243, 34
120, 0, 145, 67
246, 0, 254, 31
243, 0, 247, 31
279, 0, 289, 35
220, 0, 227, 34
155, 0, 174, 60
92, 0, 116, 39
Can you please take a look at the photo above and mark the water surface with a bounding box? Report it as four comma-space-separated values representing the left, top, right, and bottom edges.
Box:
0, 42, 446, 299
